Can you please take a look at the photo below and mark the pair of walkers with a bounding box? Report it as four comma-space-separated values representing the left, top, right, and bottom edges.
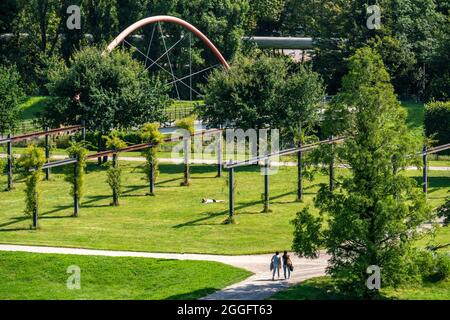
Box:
270, 251, 293, 280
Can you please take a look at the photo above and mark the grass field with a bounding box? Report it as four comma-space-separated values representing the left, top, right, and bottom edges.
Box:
0, 251, 250, 300
269, 276, 450, 300
401, 100, 425, 130
0, 162, 448, 255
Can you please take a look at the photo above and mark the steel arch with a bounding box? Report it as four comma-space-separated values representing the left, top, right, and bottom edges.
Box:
105, 15, 230, 70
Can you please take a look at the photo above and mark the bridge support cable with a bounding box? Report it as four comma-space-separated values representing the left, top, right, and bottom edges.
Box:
144, 24, 156, 68
158, 22, 180, 99
123, 39, 202, 97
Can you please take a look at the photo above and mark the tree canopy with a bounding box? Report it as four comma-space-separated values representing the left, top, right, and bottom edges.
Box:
200, 53, 324, 144
292, 47, 433, 297
44, 46, 169, 132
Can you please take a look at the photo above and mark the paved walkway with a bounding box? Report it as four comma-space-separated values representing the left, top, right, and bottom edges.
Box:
1, 153, 449, 171
0, 244, 329, 300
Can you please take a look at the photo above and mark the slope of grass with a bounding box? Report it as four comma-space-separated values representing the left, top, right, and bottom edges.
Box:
269, 276, 450, 300
19, 96, 51, 120
401, 100, 425, 130
0, 162, 448, 255
0, 251, 250, 300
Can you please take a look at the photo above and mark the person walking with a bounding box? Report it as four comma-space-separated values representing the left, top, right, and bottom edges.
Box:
282, 251, 293, 279
270, 251, 281, 281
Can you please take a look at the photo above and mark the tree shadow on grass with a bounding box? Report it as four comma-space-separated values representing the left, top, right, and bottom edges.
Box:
155, 177, 183, 186
0, 216, 29, 231
163, 288, 220, 300
41, 205, 73, 216
172, 189, 306, 228
80, 195, 111, 207
412, 176, 450, 191
173, 210, 228, 228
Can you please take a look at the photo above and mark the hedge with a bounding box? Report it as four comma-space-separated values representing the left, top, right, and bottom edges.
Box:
424, 101, 450, 155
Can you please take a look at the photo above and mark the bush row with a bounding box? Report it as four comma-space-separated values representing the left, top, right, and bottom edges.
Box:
425, 101, 450, 155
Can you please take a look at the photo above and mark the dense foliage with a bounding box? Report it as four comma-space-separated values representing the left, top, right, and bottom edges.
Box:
0, 65, 25, 134
292, 47, 433, 298
1, 0, 448, 100
44, 47, 169, 132
424, 101, 450, 154
201, 53, 324, 143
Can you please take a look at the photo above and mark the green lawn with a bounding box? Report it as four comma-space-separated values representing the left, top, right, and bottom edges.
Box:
0, 251, 250, 300
0, 162, 448, 255
269, 276, 450, 300
401, 100, 425, 130
19, 96, 51, 121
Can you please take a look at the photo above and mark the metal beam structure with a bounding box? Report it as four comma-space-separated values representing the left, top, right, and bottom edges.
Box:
225, 137, 345, 169
86, 129, 221, 159
225, 137, 345, 217
0, 125, 84, 145
104, 15, 230, 70
242, 37, 316, 50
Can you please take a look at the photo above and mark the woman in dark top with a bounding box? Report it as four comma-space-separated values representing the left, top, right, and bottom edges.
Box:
282, 251, 292, 279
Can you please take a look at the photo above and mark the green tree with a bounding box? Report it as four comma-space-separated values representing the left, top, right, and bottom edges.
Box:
424, 101, 450, 154
140, 122, 163, 195
65, 141, 88, 214
17, 145, 46, 227
292, 47, 433, 297
176, 116, 195, 186
45, 46, 169, 130
0, 65, 25, 135
244, 0, 287, 35
284, 0, 446, 97
84, 0, 119, 43
104, 135, 127, 206
45, 46, 169, 160
201, 53, 324, 140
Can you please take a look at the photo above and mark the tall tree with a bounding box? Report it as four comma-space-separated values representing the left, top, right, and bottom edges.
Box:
201, 53, 324, 141
0, 65, 25, 135
292, 47, 433, 297
44, 46, 169, 132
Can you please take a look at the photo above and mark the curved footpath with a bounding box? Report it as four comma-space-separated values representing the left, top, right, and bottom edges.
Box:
1, 153, 449, 171
0, 244, 329, 300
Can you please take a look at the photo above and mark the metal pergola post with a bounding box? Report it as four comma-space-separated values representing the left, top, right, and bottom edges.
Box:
228, 166, 235, 220
81, 120, 86, 142
297, 145, 303, 201
263, 159, 270, 213
6, 134, 13, 191
73, 156, 79, 217
32, 204, 38, 229
149, 161, 155, 195
217, 131, 222, 177
423, 146, 428, 194
45, 127, 50, 180
329, 136, 335, 192
183, 138, 190, 185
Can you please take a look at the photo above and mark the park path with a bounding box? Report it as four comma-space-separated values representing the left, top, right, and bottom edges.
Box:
1, 153, 450, 171
0, 244, 329, 300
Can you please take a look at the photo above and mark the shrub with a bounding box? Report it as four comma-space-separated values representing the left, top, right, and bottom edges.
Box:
175, 116, 196, 135
104, 135, 127, 206
424, 101, 450, 154
140, 123, 163, 195
434, 253, 450, 281
17, 145, 45, 221
65, 142, 88, 214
